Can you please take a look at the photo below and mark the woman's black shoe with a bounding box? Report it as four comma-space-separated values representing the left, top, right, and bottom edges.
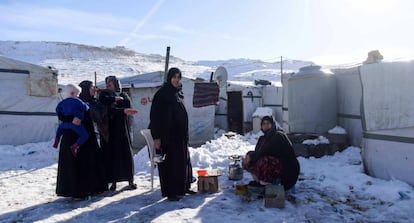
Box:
248, 180, 265, 187
126, 183, 137, 190
167, 196, 180, 201
109, 183, 117, 191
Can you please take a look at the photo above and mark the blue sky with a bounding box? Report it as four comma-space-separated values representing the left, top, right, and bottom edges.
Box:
0, 0, 413, 64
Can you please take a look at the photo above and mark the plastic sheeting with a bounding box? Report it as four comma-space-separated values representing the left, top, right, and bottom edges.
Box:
360, 62, 414, 131
362, 127, 414, 185
0, 56, 58, 145
118, 72, 215, 149
334, 67, 363, 146
360, 61, 414, 186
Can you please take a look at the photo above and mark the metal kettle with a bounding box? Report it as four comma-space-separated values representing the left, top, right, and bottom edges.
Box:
228, 155, 244, 181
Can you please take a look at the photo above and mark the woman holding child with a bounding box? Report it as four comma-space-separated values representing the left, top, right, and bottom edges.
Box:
55, 81, 107, 199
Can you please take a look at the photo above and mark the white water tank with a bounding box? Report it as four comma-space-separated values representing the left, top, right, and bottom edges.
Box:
214, 66, 228, 131
288, 65, 337, 133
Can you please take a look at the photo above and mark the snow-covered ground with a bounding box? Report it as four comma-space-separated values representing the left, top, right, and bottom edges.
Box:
1, 40, 413, 222
1, 130, 413, 223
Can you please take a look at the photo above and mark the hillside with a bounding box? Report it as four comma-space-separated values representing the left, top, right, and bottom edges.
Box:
0, 41, 312, 85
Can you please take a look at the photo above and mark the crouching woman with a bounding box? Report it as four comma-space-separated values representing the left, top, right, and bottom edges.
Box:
242, 116, 300, 191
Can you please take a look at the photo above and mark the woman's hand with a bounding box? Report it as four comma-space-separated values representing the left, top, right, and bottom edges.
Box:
124, 108, 139, 115
115, 96, 124, 101
72, 117, 81, 126
242, 155, 251, 169
154, 139, 161, 150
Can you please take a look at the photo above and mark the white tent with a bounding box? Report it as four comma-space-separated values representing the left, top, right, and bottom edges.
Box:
99, 71, 216, 150
0, 56, 58, 145
217, 81, 282, 134
281, 72, 292, 132
333, 66, 363, 146
360, 61, 414, 185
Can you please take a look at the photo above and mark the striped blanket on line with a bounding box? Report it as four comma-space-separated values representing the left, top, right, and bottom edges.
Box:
193, 82, 219, 108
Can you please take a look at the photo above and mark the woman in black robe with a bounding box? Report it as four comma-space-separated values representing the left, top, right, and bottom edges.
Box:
150, 67, 195, 201
98, 76, 138, 191
242, 116, 300, 191
56, 80, 107, 199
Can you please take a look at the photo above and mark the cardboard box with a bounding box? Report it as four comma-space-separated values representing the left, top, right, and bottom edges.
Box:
197, 176, 219, 193
264, 184, 285, 208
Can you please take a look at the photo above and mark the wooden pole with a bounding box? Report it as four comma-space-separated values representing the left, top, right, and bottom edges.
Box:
164, 46, 171, 82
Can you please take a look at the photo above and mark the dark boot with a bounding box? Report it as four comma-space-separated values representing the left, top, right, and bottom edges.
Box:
127, 181, 137, 190
167, 196, 181, 201
109, 182, 117, 191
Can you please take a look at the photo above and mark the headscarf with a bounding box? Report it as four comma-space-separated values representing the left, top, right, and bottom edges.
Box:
105, 76, 122, 93
261, 116, 276, 133
165, 67, 184, 99
260, 115, 284, 133
78, 80, 94, 103
261, 116, 275, 126
166, 67, 182, 85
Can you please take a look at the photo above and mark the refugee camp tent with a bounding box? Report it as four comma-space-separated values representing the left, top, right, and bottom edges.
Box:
221, 82, 282, 134
281, 72, 292, 132
333, 66, 363, 146
262, 84, 283, 126
98, 71, 216, 150
213, 66, 283, 134
360, 61, 414, 185
0, 56, 58, 145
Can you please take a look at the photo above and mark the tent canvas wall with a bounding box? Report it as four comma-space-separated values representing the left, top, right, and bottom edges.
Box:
262, 85, 283, 126
333, 67, 363, 146
0, 56, 58, 145
281, 72, 292, 132
104, 71, 216, 150
359, 61, 414, 186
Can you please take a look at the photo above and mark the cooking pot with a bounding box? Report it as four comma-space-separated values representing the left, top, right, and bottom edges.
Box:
228, 155, 243, 181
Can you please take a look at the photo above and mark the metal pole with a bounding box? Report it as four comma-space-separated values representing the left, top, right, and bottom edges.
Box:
280, 56, 283, 75
164, 46, 170, 82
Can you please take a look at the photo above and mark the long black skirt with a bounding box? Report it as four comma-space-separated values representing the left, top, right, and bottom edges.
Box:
56, 129, 107, 198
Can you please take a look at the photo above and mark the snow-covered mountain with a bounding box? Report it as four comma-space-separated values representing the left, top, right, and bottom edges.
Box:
0, 41, 313, 85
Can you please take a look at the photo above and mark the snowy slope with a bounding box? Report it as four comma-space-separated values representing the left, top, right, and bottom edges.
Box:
0, 41, 312, 85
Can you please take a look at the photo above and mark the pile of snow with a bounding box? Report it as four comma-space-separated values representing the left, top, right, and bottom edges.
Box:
302, 136, 330, 145
252, 107, 274, 118
328, 126, 348, 134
